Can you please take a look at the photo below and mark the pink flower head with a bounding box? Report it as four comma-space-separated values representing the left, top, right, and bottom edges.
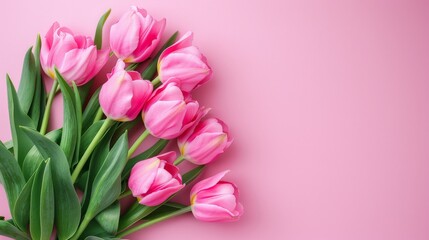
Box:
158, 32, 212, 93
110, 6, 166, 63
40, 22, 109, 86
128, 151, 185, 206
190, 171, 243, 222
99, 59, 153, 121
178, 118, 233, 165
142, 81, 207, 139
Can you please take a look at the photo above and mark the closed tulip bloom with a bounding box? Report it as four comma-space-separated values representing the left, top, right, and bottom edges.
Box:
128, 152, 185, 206
142, 81, 206, 139
158, 32, 212, 92
99, 60, 153, 121
178, 118, 233, 165
110, 6, 166, 63
190, 171, 243, 222
40, 22, 109, 86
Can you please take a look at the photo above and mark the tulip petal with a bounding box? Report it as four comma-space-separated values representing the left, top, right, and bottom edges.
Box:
139, 184, 184, 206
192, 203, 240, 222
191, 170, 230, 197
128, 158, 160, 196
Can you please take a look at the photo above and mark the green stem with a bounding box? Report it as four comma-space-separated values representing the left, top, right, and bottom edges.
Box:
128, 129, 150, 159
93, 107, 104, 123
70, 214, 92, 240
71, 118, 115, 183
40, 80, 59, 135
119, 189, 132, 200
174, 155, 186, 165
117, 206, 192, 238
151, 76, 161, 87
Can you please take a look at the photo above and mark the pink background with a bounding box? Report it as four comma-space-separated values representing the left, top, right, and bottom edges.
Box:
1, 0, 429, 239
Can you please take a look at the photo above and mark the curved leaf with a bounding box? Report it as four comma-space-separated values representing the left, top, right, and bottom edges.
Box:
56, 69, 78, 165
29, 35, 47, 130
80, 120, 104, 159
72, 82, 83, 168
0, 142, 26, 219
0, 220, 29, 240
7, 76, 36, 166
13, 163, 38, 232
22, 128, 62, 180
94, 9, 111, 49
30, 160, 45, 240
82, 88, 101, 132
17, 47, 36, 114
86, 133, 128, 221
40, 159, 54, 240
95, 201, 120, 235
21, 127, 80, 240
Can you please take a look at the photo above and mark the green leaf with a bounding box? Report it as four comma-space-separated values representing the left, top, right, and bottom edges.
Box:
122, 139, 169, 180
112, 118, 139, 143
4, 140, 13, 153
94, 9, 111, 49
0, 220, 29, 240
72, 82, 83, 168
30, 160, 45, 240
82, 88, 101, 132
21, 127, 80, 240
6, 76, 36, 166
86, 133, 128, 220
17, 47, 36, 114
22, 128, 62, 180
29, 35, 46, 130
40, 159, 55, 240
80, 120, 104, 159
141, 31, 179, 79
56, 69, 78, 165
0, 142, 26, 221
81, 124, 118, 213
95, 201, 120, 235
13, 164, 37, 232
183, 165, 205, 184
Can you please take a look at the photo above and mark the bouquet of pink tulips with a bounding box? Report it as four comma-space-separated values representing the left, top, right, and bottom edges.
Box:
0, 6, 243, 240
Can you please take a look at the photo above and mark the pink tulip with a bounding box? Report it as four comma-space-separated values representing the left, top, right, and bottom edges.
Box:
190, 171, 243, 222
158, 32, 212, 93
110, 6, 166, 63
128, 152, 185, 206
99, 60, 153, 121
40, 22, 109, 86
178, 118, 233, 165
142, 81, 207, 139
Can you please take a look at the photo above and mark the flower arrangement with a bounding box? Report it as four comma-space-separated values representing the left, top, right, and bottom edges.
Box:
0, 6, 243, 240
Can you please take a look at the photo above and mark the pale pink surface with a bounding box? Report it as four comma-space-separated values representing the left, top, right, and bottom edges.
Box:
1, 1, 429, 240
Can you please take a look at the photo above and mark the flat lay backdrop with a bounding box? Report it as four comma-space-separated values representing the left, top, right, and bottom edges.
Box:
1, 0, 429, 239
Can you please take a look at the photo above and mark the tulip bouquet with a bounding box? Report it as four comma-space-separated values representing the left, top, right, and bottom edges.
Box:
0, 6, 243, 240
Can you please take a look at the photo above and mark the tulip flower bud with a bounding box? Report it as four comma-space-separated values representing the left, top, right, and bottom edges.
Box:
110, 6, 166, 63
128, 152, 185, 206
142, 81, 207, 139
40, 22, 109, 86
158, 32, 212, 93
178, 118, 232, 165
190, 171, 243, 222
99, 60, 153, 121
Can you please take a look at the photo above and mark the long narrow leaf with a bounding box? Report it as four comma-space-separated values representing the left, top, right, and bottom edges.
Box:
30, 160, 45, 240
29, 35, 46, 129
94, 9, 111, 49
82, 88, 101, 133
17, 47, 36, 114
40, 159, 54, 240
0, 142, 26, 219
56, 69, 78, 165
0, 220, 29, 240
86, 133, 128, 221
21, 127, 80, 240
6, 76, 36, 166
